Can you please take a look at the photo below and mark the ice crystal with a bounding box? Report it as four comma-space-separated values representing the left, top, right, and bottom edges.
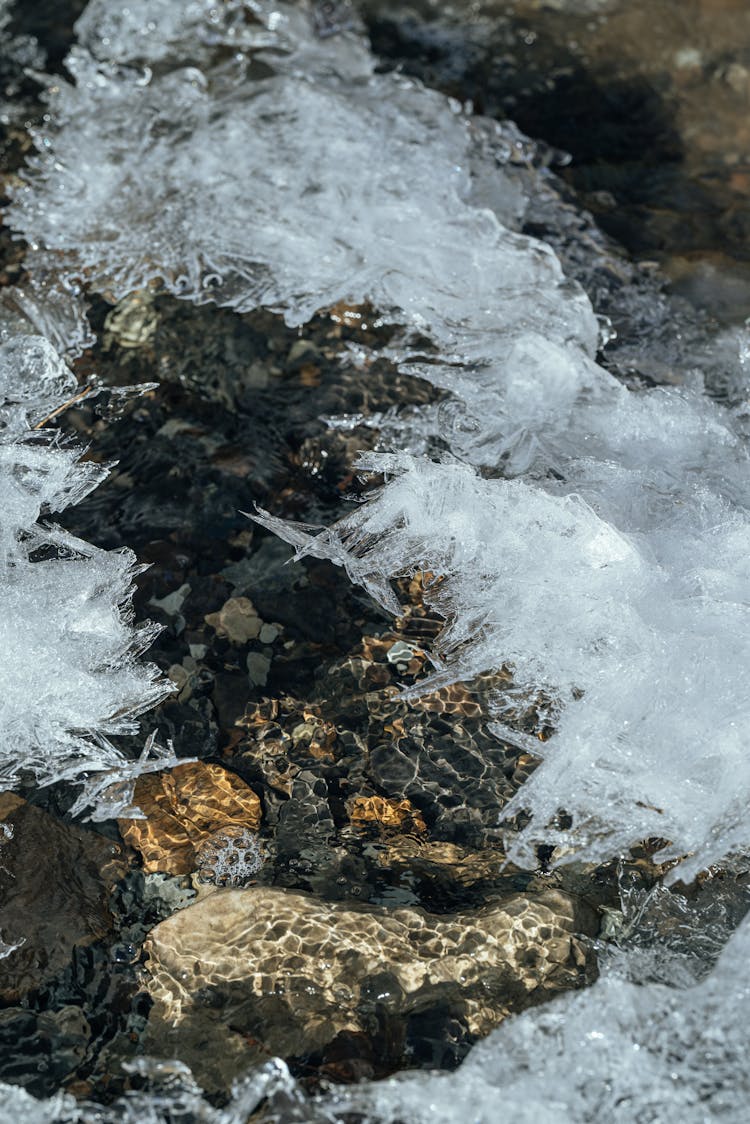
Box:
10, 0, 750, 877
0, 1057, 304, 1123
0, 333, 171, 808
8, 3, 594, 355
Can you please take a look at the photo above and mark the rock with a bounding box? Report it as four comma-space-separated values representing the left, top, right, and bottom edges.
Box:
205, 596, 261, 644
375, 837, 506, 889
0, 794, 125, 1002
103, 289, 158, 349
0, 1006, 90, 1097
143, 885, 597, 1090
246, 651, 271, 687
119, 762, 261, 875
347, 795, 427, 835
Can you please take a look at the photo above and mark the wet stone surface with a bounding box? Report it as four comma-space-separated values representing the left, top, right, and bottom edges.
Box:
0, 794, 125, 1004
142, 883, 598, 1089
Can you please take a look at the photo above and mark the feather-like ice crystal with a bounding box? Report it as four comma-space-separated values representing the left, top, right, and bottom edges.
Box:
0, 334, 170, 805
10, 0, 750, 875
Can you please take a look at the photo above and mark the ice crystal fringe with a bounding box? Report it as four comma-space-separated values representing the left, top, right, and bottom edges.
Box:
9, 0, 750, 876
0, 331, 174, 815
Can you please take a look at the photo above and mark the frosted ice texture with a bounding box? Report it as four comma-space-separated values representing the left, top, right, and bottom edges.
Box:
9, 0, 750, 873
0, 1057, 303, 1123
261, 377, 750, 881
0, 333, 171, 808
9, 3, 595, 350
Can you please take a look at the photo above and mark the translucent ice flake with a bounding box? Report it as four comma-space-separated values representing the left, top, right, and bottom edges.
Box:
0, 334, 170, 803
0, 1057, 308, 1123
74, 0, 360, 71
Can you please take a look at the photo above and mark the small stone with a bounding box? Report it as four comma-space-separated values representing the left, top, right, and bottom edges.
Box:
119, 762, 261, 876
205, 596, 261, 644
723, 61, 749, 95
150, 582, 191, 618
286, 339, 318, 366
347, 795, 427, 834
103, 289, 158, 349
259, 622, 280, 644
246, 651, 271, 687
167, 664, 189, 692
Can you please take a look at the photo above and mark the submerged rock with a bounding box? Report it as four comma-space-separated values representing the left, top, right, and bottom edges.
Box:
0, 794, 125, 1002
0, 1006, 90, 1098
119, 762, 261, 876
143, 884, 597, 1089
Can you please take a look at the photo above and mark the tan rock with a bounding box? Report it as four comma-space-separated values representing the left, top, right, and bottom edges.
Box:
143, 885, 597, 1090
119, 762, 261, 875
204, 597, 261, 644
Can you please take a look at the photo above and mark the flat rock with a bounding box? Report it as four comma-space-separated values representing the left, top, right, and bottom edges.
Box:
143, 885, 597, 1090
119, 762, 261, 875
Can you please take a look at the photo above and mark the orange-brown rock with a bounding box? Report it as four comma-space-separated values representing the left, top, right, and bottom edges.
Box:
119, 762, 261, 875
347, 795, 426, 835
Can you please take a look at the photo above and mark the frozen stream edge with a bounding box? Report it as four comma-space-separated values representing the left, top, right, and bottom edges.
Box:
1, 0, 750, 1119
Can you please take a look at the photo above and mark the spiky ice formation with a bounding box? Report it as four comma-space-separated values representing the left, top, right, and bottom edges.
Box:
7, 2, 595, 354
9, 0, 750, 874
0, 333, 171, 808
258, 363, 750, 882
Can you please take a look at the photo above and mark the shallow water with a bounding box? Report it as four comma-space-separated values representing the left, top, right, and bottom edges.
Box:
364, 0, 750, 321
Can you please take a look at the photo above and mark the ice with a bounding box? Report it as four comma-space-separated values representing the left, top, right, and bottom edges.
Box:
75, 0, 347, 68
0, 1057, 304, 1123
9, 0, 750, 876
259, 381, 750, 880
0, 333, 171, 808
8, 3, 595, 360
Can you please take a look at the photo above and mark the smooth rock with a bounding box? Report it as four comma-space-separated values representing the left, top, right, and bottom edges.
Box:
143, 885, 597, 1090
119, 762, 261, 875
